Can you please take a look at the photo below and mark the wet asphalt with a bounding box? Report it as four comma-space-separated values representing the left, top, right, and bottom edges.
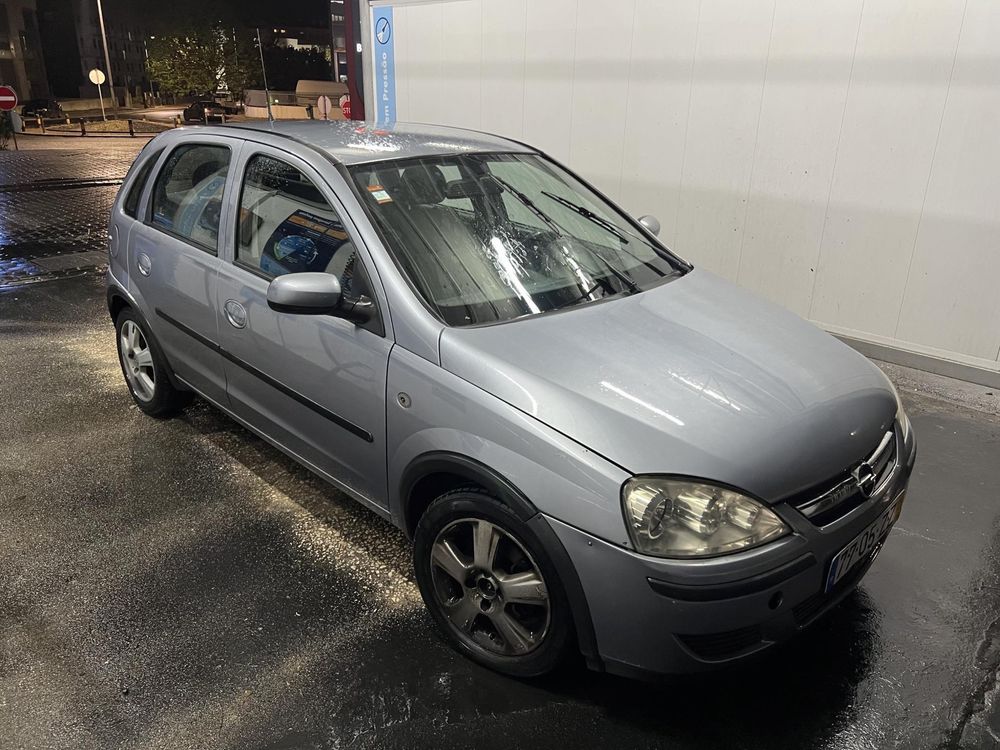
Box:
2, 271, 1000, 749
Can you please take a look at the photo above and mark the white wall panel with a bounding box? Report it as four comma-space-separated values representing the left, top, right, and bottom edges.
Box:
894, 0, 1000, 362
808, 0, 966, 337
480, 0, 527, 140
617, 0, 700, 242
566, 0, 636, 198
397, 3, 446, 124
522, 0, 579, 163
382, 0, 1000, 373
735, 0, 863, 317
671, 0, 775, 279
439, 0, 484, 130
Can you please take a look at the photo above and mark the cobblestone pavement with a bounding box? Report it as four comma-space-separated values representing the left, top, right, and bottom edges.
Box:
0, 137, 145, 288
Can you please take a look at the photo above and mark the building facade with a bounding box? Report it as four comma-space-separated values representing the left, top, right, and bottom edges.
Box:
0, 0, 49, 100
36, 0, 147, 100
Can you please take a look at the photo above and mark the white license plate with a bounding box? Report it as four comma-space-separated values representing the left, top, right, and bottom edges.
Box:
824, 494, 905, 592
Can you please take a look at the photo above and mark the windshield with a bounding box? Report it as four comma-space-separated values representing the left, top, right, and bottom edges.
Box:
349, 152, 686, 326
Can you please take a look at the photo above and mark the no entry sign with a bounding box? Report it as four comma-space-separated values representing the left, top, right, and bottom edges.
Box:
0, 85, 17, 112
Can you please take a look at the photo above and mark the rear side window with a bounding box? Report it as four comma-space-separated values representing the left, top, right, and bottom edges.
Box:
150, 144, 231, 252
122, 148, 162, 218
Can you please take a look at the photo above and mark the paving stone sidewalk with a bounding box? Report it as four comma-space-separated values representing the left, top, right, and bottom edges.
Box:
0, 138, 144, 288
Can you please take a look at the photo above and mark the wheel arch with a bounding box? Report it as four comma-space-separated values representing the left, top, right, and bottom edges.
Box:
400, 450, 602, 670
107, 289, 188, 393
107, 287, 131, 322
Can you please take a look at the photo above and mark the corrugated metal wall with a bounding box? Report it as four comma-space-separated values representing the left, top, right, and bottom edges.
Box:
383, 0, 1000, 377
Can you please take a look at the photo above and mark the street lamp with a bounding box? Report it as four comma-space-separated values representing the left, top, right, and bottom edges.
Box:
96, 0, 117, 115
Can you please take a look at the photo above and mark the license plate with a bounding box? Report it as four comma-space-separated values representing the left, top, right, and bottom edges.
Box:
824, 493, 905, 592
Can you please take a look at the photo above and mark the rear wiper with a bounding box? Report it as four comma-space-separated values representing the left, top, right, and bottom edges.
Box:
539, 191, 629, 243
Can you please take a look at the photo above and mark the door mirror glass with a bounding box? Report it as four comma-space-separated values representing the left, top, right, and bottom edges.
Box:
267, 272, 342, 314
638, 214, 661, 237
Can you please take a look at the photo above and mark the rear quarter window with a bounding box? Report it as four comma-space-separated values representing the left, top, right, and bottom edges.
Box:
122, 148, 163, 218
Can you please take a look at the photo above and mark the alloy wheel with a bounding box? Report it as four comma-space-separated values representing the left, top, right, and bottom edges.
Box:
430, 518, 550, 656
119, 320, 155, 402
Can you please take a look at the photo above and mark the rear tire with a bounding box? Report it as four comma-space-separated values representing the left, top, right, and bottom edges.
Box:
414, 488, 574, 677
114, 308, 189, 417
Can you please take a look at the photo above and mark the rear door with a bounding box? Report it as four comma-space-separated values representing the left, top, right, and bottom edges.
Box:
128, 136, 242, 405
109, 142, 163, 289
215, 145, 392, 511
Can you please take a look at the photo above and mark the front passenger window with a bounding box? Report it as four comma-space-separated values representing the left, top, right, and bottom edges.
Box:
150, 144, 230, 252
236, 155, 362, 296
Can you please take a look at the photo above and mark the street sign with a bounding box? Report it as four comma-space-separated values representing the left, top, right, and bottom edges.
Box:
0, 85, 17, 112
340, 95, 351, 119
316, 95, 333, 120
88, 69, 107, 120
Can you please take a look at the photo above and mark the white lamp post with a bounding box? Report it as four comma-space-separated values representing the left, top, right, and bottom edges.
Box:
96, 0, 117, 115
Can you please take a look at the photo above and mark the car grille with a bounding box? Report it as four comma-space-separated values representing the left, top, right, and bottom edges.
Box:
677, 625, 764, 662
790, 427, 898, 527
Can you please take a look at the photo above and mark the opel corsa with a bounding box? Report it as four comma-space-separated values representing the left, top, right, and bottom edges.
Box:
106, 121, 916, 678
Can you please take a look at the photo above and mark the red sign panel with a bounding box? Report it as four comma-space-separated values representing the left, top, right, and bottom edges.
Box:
0, 85, 17, 112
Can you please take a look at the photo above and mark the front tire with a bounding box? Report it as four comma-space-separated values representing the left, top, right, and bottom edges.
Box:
114, 309, 188, 417
414, 488, 574, 677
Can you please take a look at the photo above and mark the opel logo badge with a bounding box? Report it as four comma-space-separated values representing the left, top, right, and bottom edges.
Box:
853, 461, 877, 498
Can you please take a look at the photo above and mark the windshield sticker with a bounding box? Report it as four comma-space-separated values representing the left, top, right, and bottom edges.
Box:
368, 184, 393, 203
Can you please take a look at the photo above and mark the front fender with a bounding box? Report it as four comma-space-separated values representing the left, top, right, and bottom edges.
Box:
385, 346, 632, 548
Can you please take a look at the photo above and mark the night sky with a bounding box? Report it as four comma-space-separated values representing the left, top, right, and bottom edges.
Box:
105, 0, 331, 33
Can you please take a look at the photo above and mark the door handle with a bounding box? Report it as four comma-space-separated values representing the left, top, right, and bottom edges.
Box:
136, 252, 151, 276
224, 299, 247, 329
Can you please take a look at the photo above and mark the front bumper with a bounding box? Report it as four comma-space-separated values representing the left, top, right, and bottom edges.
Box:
550, 425, 917, 678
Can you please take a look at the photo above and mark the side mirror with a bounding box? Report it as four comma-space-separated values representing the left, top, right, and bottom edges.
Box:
267, 273, 341, 314
638, 214, 661, 237
266, 272, 374, 324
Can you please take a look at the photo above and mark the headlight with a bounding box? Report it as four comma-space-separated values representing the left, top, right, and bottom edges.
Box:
622, 477, 789, 558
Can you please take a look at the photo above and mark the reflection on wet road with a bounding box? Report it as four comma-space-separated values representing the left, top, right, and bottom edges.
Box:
2, 271, 999, 749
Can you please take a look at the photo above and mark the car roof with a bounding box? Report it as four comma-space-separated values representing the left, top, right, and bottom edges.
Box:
223, 119, 535, 165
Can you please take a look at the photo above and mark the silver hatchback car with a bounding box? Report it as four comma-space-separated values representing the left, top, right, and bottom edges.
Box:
107, 121, 916, 679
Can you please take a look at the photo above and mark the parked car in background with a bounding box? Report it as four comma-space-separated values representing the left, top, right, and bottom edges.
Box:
105, 121, 916, 679
182, 100, 226, 123
21, 98, 64, 118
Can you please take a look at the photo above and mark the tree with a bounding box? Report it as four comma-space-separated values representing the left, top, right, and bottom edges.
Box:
147, 26, 259, 98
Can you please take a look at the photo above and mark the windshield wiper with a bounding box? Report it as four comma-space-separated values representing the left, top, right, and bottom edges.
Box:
585, 248, 640, 295
539, 191, 630, 243
482, 173, 562, 234
484, 172, 640, 298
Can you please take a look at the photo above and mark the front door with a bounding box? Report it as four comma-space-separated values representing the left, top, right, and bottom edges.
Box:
128, 138, 240, 405
216, 147, 392, 510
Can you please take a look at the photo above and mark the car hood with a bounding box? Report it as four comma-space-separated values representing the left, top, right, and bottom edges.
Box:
439, 269, 896, 504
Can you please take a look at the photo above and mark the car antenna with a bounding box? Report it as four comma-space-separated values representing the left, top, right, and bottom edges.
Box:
256, 27, 274, 123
